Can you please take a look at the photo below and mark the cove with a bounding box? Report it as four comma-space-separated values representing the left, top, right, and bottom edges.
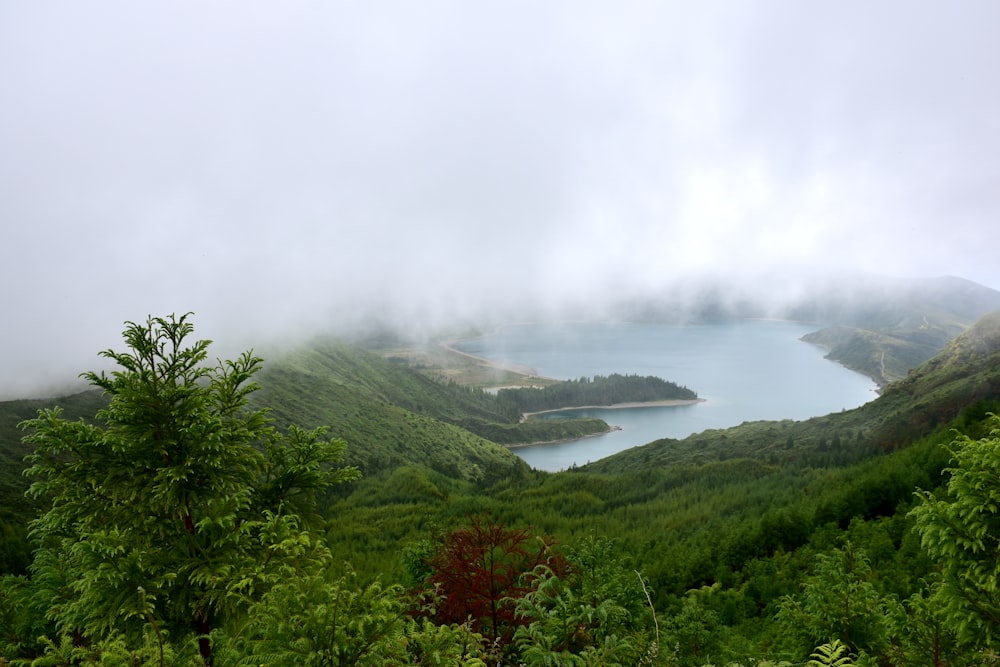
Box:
453, 320, 878, 471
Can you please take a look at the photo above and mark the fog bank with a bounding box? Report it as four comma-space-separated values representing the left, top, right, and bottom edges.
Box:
2, 2, 999, 397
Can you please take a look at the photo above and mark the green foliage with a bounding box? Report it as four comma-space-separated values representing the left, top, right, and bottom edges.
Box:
4, 311, 1000, 664
0, 519, 30, 575
455, 417, 610, 446
910, 413, 1000, 649
18, 631, 205, 666
884, 575, 962, 667
239, 568, 410, 666
0, 390, 108, 575
239, 552, 490, 663
17, 314, 359, 664
512, 537, 650, 666
666, 586, 722, 665
399, 617, 487, 667
500, 374, 697, 414
252, 342, 527, 480
806, 639, 854, 667
314, 402, 1000, 664
776, 543, 897, 659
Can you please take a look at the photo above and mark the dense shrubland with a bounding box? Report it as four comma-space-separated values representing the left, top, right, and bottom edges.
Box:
3, 313, 1000, 665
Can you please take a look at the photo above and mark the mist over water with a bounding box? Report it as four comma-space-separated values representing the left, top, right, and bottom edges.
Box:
455, 320, 877, 471
3, 4, 1000, 399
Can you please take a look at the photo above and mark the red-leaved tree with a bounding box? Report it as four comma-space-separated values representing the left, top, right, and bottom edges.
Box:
423, 514, 565, 648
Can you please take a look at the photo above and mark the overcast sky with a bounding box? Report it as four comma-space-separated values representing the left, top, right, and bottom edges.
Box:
2, 1, 999, 397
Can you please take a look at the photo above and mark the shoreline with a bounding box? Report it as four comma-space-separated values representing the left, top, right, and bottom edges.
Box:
437, 338, 553, 382
522, 398, 705, 420
504, 424, 623, 450
507, 398, 705, 448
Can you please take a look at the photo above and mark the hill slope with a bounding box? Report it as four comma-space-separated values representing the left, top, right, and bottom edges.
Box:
792, 275, 1000, 384
0, 341, 528, 523
0, 390, 107, 522
252, 339, 528, 481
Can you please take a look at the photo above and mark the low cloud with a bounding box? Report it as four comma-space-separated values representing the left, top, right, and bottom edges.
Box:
2, 1, 999, 397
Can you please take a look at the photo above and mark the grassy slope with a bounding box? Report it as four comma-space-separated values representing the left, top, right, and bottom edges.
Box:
0, 342, 528, 523
801, 324, 954, 385
253, 338, 527, 482
0, 390, 107, 522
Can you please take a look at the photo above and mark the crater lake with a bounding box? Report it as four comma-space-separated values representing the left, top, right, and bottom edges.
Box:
453, 320, 878, 471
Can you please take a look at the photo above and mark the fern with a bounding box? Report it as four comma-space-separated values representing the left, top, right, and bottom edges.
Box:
807, 640, 854, 667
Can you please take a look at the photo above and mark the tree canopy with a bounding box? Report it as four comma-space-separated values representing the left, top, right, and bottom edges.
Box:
911, 413, 1000, 649
18, 314, 359, 664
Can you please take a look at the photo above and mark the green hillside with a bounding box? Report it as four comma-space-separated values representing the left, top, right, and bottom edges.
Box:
793, 275, 1000, 385
0, 390, 106, 522
320, 312, 1000, 663
251, 339, 622, 480
5, 310, 1000, 664
252, 340, 523, 482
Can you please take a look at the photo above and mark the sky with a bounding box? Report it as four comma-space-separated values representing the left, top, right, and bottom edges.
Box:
2, 1, 999, 397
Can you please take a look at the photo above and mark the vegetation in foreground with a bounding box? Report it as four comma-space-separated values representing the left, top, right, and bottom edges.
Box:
2, 312, 1000, 665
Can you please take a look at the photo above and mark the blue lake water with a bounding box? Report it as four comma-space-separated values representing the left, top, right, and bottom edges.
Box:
453, 320, 878, 471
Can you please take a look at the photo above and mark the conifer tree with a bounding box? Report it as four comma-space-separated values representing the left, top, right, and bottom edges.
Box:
20, 314, 359, 664
911, 413, 1000, 650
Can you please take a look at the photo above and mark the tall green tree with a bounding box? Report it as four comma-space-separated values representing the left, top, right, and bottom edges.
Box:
776, 543, 897, 660
19, 314, 359, 665
666, 585, 722, 666
910, 413, 1000, 650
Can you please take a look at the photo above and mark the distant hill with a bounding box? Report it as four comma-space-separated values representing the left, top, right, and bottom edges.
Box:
610, 274, 1000, 386
581, 309, 1000, 474
791, 275, 1000, 385
0, 390, 107, 523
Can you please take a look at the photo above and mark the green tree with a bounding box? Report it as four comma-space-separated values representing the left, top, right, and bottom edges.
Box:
776, 543, 897, 660
19, 314, 359, 665
910, 414, 1000, 650
885, 575, 961, 667
665, 585, 721, 666
241, 567, 487, 666
512, 537, 649, 665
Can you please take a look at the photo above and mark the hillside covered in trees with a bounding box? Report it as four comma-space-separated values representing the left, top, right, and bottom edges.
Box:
3, 310, 1000, 665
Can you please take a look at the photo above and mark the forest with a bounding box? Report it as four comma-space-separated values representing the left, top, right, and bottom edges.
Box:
2, 311, 1000, 665
497, 374, 697, 414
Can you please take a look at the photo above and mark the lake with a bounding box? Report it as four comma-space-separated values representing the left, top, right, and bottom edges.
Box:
453, 320, 878, 471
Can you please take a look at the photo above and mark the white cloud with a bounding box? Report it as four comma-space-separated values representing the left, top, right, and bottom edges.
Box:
1, 0, 999, 396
